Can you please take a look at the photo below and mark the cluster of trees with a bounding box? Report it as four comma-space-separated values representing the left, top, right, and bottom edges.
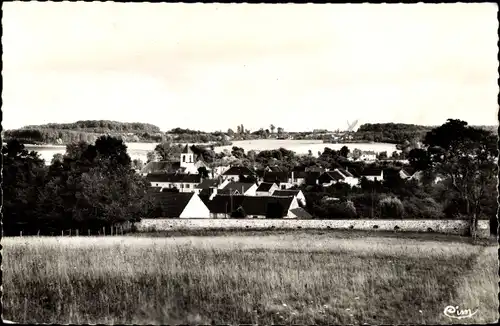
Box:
2, 136, 152, 235
353, 123, 433, 145
3, 121, 165, 145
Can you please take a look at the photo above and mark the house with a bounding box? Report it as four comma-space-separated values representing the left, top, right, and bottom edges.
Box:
318, 170, 347, 187
360, 151, 377, 162
360, 167, 384, 182
288, 171, 308, 186
272, 189, 307, 207
194, 178, 228, 198
222, 166, 254, 181
305, 165, 326, 173
288, 207, 313, 219
149, 192, 210, 218
221, 182, 258, 196
304, 171, 321, 186
263, 171, 292, 189
383, 168, 412, 182
206, 195, 301, 219
140, 161, 183, 176
410, 170, 445, 184
255, 182, 279, 196
264, 165, 284, 172
146, 173, 202, 192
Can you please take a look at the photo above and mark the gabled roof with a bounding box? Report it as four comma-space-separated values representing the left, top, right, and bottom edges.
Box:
289, 207, 312, 219
223, 166, 254, 176
196, 178, 219, 189
263, 171, 290, 183
222, 182, 255, 194
360, 167, 384, 176
146, 173, 202, 183
292, 171, 308, 179
149, 192, 194, 218
336, 168, 354, 178
319, 171, 345, 182
217, 188, 240, 195
207, 195, 294, 217
182, 145, 194, 154
256, 182, 276, 192
272, 189, 301, 197
141, 161, 181, 174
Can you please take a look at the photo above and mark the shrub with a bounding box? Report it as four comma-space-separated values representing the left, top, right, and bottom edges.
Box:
378, 196, 404, 219
404, 197, 445, 219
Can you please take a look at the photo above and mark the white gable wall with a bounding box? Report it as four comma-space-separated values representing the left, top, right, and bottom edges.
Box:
284, 197, 300, 219
179, 194, 211, 218
243, 184, 258, 196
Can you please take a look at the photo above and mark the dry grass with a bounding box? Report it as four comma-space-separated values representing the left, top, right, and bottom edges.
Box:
2, 232, 498, 324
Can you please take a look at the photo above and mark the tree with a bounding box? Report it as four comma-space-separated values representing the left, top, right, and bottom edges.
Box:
408, 148, 431, 171
2, 140, 47, 234
423, 119, 497, 238
227, 128, 235, 137
270, 124, 275, 134
146, 151, 157, 163
340, 146, 350, 158
154, 141, 183, 162
277, 127, 284, 135
377, 151, 388, 160
198, 166, 210, 178
352, 148, 362, 160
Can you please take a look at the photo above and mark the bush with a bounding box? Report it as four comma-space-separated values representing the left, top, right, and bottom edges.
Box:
378, 196, 404, 219
404, 197, 445, 219
317, 200, 358, 219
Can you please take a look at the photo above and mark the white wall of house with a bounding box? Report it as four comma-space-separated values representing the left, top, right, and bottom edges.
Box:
210, 212, 231, 218
256, 183, 279, 197
295, 191, 307, 206
277, 182, 293, 190
243, 184, 258, 196
150, 181, 199, 193
364, 174, 383, 182
283, 197, 300, 218
179, 194, 211, 218
344, 177, 359, 187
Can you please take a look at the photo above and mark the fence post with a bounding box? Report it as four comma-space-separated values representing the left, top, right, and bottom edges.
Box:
111, 225, 114, 236
70, 229, 72, 236
103, 226, 105, 236
20, 230, 22, 237
37, 230, 40, 236
62, 230, 64, 236
76, 229, 79, 237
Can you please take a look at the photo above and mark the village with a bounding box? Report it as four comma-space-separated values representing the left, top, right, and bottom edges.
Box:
142, 144, 432, 220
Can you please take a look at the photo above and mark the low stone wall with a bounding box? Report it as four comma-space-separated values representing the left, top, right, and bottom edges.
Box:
135, 218, 490, 238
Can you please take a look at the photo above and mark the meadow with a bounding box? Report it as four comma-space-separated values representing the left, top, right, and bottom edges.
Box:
2, 230, 498, 324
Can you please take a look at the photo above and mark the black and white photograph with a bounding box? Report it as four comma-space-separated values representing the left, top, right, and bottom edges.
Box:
1, 2, 498, 324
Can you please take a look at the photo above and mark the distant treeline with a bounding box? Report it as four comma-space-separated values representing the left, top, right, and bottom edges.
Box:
23, 120, 161, 133
353, 123, 434, 144
2, 121, 232, 146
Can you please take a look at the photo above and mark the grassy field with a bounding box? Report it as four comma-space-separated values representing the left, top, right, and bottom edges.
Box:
2, 231, 498, 324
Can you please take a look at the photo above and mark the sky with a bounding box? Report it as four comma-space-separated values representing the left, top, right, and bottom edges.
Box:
2, 2, 499, 132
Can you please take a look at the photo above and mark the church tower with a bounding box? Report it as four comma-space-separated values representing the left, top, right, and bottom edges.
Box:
180, 144, 195, 170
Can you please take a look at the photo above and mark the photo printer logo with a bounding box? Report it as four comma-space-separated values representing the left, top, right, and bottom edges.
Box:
443, 305, 479, 319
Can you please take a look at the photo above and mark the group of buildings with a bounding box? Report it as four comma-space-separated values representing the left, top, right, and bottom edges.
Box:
141, 145, 424, 220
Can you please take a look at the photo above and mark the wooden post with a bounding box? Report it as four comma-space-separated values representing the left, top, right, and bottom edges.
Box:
103, 226, 105, 236
37, 230, 40, 236
76, 229, 79, 236
62, 230, 64, 236
20, 231, 22, 237
111, 225, 114, 236
70, 229, 72, 236
88, 229, 91, 236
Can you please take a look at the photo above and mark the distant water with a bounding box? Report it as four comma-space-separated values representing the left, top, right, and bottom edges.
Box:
21, 140, 398, 165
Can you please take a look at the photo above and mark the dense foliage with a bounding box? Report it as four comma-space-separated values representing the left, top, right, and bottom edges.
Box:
353, 123, 433, 145
2, 137, 152, 235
